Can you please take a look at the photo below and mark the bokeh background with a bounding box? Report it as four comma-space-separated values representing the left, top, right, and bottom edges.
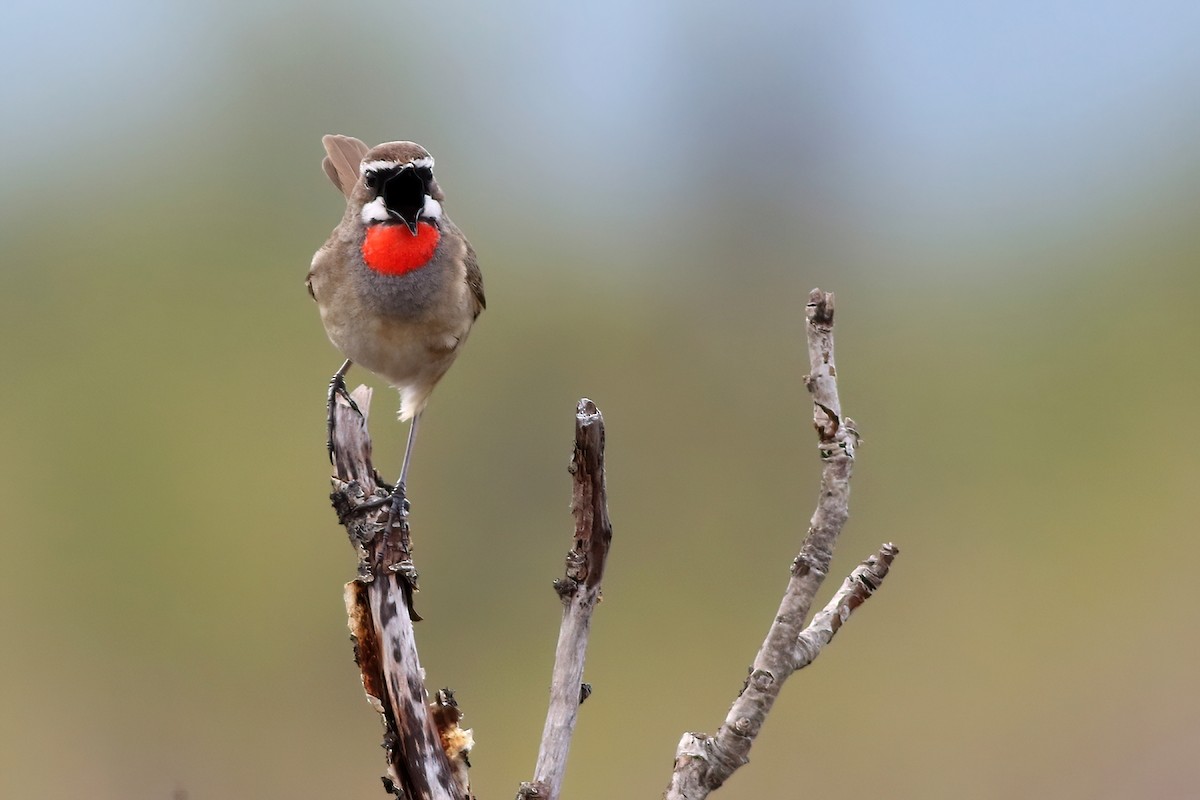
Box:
3, 1, 1198, 798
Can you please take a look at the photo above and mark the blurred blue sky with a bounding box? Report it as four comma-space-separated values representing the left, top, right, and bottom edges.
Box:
4, 0, 1198, 271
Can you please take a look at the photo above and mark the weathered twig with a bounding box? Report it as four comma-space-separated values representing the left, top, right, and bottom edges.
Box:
794, 543, 898, 668
331, 387, 471, 800
664, 288, 898, 799
322, 292, 890, 799
518, 398, 613, 800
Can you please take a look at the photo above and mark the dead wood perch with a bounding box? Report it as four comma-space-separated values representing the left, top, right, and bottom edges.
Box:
328, 390, 613, 800
663, 288, 898, 799
321, 288, 892, 799
518, 399, 613, 800
330, 386, 472, 800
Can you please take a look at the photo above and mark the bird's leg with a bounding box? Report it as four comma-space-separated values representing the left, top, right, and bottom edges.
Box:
396, 412, 420, 495
354, 412, 421, 528
383, 412, 421, 529
326, 359, 359, 461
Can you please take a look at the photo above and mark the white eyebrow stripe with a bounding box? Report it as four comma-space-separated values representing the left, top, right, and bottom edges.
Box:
360, 156, 434, 175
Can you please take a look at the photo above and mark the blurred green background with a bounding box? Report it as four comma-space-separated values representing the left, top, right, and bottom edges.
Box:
3, 1, 1198, 798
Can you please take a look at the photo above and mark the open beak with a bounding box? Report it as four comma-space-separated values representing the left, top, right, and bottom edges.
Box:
398, 215, 420, 236
381, 167, 425, 235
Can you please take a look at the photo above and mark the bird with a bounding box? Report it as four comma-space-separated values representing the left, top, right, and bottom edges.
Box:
307, 135, 485, 518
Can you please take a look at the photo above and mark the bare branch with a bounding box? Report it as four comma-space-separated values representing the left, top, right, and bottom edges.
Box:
664, 289, 897, 799
320, 291, 891, 800
794, 543, 898, 668
518, 399, 613, 800
331, 387, 470, 800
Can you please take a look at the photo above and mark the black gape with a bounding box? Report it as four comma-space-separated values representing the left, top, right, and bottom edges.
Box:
381, 167, 427, 234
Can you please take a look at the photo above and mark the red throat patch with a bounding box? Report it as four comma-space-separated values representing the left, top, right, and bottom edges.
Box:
361, 223, 441, 275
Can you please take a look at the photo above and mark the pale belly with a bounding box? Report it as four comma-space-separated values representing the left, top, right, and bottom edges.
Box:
320, 304, 468, 419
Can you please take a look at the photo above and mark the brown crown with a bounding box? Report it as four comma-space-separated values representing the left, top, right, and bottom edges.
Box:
362, 141, 432, 167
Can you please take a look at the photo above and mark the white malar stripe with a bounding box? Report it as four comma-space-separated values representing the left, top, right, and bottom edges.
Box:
360, 155, 435, 175
421, 195, 443, 220
361, 196, 390, 223
362, 194, 441, 224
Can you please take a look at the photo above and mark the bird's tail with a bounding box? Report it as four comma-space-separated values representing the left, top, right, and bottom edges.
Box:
321, 134, 370, 198
396, 384, 431, 423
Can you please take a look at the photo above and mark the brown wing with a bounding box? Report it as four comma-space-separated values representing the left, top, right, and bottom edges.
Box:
464, 242, 486, 318
305, 241, 332, 301
321, 134, 370, 198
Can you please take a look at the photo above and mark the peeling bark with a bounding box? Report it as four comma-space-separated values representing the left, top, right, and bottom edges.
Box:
663, 289, 899, 800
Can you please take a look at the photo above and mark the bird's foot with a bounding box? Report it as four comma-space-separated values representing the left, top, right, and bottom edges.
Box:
356, 482, 411, 530
384, 487, 411, 532
326, 372, 362, 461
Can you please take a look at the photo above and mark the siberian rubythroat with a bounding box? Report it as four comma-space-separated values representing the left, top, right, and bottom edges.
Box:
308, 135, 485, 510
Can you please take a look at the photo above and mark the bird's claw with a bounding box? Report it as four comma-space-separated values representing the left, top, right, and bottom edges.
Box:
353, 482, 410, 523
326, 372, 362, 461
384, 490, 411, 531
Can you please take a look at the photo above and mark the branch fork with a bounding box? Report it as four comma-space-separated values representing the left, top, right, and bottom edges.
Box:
321, 288, 895, 800
664, 289, 898, 800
